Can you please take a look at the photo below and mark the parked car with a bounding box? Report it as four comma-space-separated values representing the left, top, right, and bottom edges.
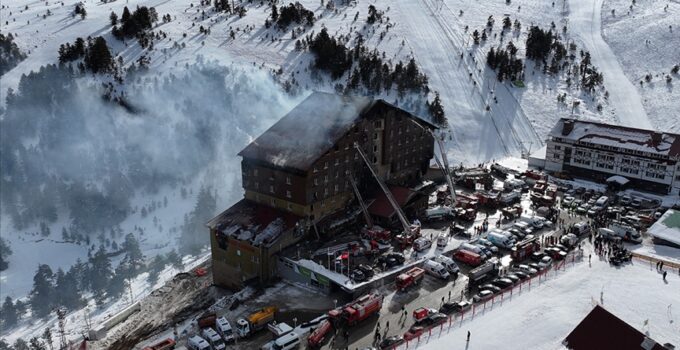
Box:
413, 237, 433, 252
478, 284, 502, 293
528, 262, 542, 271
530, 252, 545, 262
545, 247, 567, 260
504, 274, 520, 284
414, 313, 448, 327
379, 336, 404, 349
351, 269, 367, 282
473, 290, 495, 303
538, 256, 553, 269
376, 253, 406, 269
491, 278, 514, 289
475, 238, 500, 253
439, 301, 471, 315
562, 196, 575, 207
512, 270, 530, 280
514, 264, 538, 275
357, 264, 375, 279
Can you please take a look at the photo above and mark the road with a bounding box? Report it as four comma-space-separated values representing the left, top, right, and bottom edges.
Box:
568, 0, 652, 129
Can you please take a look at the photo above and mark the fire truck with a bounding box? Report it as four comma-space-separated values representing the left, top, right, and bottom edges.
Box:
511, 237, 540, 261
396, 267, 425, 291
328, 292, 384, 327
307, 319, 332, 348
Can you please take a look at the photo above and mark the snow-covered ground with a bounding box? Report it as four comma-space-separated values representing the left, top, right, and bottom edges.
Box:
601, 0, 680, 133
408, 245, 680, 349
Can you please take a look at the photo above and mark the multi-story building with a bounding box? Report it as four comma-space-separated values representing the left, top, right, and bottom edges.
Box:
208, 92, 436, 290
544, 118, 680, 194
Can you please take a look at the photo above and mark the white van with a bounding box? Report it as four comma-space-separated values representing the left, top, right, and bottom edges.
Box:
432, 255, 460, 275
519, 215, 544, 229
272, 331, 301, 350
609, 222, 642, 243
512, 221, 534, 235
215, 316, 235, 342
598, 227, 619, 241
188, 336, 211, 350
487, 231, 515, 249
414, 237, 433, 252
459, 242, 487, 259
573, 222, 591, 237
595, 196, 609, 207
424, 260, 450, 280
201, 328, 226, 350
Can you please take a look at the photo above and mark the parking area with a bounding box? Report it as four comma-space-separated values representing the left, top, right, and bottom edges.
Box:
141, 162, 675, 350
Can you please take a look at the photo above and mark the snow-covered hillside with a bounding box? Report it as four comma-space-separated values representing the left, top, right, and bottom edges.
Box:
1, 0, 678, 344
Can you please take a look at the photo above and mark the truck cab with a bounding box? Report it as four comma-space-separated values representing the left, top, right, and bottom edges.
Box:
236, 307, 277, 338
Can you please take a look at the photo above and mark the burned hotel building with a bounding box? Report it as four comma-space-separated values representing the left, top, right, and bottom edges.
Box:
207, 92, 436, 290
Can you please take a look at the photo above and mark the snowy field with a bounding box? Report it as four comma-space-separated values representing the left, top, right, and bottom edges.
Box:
409, 245, 680, 349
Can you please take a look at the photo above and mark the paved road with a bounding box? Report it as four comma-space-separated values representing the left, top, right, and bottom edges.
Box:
568, 0, 652, 128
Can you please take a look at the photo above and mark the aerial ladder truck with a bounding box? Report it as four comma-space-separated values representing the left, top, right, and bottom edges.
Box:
353, 143, 421, 248
349, 174, 391, 244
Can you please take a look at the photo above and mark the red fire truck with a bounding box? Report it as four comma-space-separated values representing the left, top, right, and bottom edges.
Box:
452, 249, 482, 266
511, 237, 540, 261
396, 267, 425, 292
329, 292, 384, 327
307, 319, 332, 348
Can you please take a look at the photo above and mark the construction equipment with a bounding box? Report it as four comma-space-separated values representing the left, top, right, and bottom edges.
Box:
235, 306, 277, 338
353, 143, 419, 240
396, 267, 425, 291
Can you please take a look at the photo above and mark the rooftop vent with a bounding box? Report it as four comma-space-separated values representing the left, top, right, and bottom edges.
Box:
651, 132, 662, 146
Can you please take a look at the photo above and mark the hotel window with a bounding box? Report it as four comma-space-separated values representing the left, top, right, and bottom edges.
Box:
596, 154, 614, 170
254, 182, 259, 190
313, 166, 318, 173
314, 178, 319, 186
335, 158, 340, 166
373, 132, 378, 140
555, 145, 561, 150
254, 169, 258, 176
324, 188, 329, 196
269, 185, 274, 193
286, 176, 291, 185
345, 143, 349, 150
621, 158, 640, 175
270, 199, 276, 207
287, 203, 292, 210
324, 161, 329, 169
324, 175, 329, 183
334, 184, 339, 192
286, 190, 291, 198
354, 153, 359, 160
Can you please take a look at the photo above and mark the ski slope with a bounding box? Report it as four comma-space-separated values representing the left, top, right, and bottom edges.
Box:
568, 0, 652, 129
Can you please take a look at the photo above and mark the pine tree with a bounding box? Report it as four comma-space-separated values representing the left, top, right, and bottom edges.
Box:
110, 11, 118, 26
88, 246, 112, 304
472, 30, 480, 44
28, 337, 46, 350
122, 233, 143, 270
41, 328, 53, 350
1, 296, 18, 328
0, 237, 12, 271
121, 6, 131, 24
84, 36, 113, 74
271, 4, 278, 22
0, 340, 11, 350
13, 339, 29, 350
428, 92, 446, 126
30, 264, 55, 318
166, 249, 183, 269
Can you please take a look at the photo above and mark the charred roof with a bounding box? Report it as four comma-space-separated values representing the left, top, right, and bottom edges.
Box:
238, 92, 436, 171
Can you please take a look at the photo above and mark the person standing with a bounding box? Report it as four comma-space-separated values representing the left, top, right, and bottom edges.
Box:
467, 330, 471, 342
663, 270, 667, 281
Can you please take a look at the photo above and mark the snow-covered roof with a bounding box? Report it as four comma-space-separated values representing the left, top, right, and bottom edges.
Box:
238, 92, 435, 171
606, 175, 630, 185
647, 209, 680, 246
549, 118, 680, 157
